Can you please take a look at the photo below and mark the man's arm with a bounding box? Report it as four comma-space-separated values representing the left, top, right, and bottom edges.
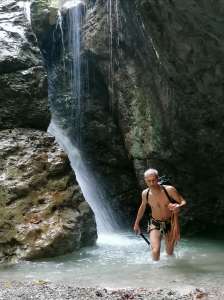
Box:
166, 186, 186, 212
133, 190, 148, 234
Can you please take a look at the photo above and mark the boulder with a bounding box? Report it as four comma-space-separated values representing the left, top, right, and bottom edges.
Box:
0, 128, 97, 262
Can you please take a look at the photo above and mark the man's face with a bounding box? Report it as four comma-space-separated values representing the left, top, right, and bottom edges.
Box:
144, 174, 158, 188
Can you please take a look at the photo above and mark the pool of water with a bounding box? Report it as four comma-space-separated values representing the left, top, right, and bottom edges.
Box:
0, 232, 223, 289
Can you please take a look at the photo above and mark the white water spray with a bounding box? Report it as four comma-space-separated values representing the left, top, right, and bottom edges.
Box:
48, 121, 120, 233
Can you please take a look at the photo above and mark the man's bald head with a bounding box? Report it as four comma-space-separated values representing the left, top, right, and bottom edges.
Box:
144, 168, 159, 178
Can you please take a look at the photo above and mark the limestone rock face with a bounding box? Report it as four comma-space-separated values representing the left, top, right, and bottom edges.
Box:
30, 0, 224, 233
132, 0, 224, 233
82, 0, 224, 233
0, 129, 97, 262
0, 0, 50, 130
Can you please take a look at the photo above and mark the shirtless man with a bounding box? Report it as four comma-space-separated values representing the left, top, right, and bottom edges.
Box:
134, 168, 186, 261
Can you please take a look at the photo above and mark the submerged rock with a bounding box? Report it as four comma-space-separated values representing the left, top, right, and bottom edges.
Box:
0, 129, 97, 262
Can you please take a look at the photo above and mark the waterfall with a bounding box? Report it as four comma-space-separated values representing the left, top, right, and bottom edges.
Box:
56, 10, 66, 70
66, 0, 85, 146
19, 0, 31, 23
107, 0, 120, 112
47, 0, 121, 233
48, 121, 120, 233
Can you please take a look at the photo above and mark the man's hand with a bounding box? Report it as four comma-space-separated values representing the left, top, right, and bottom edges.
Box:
133, 223, 141, 234
168, 203, 180, 213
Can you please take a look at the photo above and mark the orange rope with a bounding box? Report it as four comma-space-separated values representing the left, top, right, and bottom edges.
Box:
166, 212, 180, 251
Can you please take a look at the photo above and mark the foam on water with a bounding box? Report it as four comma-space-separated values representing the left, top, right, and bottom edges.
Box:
0, 233, 223, 289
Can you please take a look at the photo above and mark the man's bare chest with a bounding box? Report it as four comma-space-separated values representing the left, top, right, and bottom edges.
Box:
148, 192, 170, 210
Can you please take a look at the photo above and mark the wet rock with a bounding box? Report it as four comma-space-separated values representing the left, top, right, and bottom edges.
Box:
83, 0, 224, 233
0, 0, 50, 130
0, 128, 97, 262
132, 0, 224, 233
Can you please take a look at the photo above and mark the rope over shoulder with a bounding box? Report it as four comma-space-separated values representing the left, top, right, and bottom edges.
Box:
162, 185, 180, 249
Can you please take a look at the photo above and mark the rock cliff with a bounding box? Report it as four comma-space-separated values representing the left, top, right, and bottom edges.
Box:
30, 0, 224, 234
0, 0, 50, 130
83, 0, 224, 233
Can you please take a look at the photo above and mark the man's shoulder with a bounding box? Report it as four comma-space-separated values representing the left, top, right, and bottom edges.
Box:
142, 188, 150, 202
163, 185, 179, 198
142, 188, 149, 196
163, 185, 176, 191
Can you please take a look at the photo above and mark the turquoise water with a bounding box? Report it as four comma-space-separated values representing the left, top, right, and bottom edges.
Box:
0, 232, 223, 290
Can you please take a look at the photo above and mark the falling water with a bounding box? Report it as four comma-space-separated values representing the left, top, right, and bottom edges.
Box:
116, 0, 121, 50
56, 10, 66, 70
67, 0, 85, 145
107, 0, 117, 110
47, 1, 122, 233
106, 0, 121, 112
48, 121, 120, 233
108, 0, 113, 110
22, 0, 31, 23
